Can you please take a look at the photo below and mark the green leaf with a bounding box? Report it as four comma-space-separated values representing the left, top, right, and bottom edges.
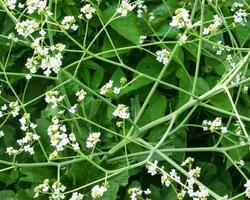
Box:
79, 60, 104, 90
101, 30, 131, 58
19, 167, 55, 183
235, 20, 250, 46
120, 55, 175, 96
210, 92, 233, 112
0, 190, 16, 200
103, 6, 141, 44
138, 91, 167, 126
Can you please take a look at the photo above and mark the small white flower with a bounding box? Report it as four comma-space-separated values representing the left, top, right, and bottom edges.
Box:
0, 131, 4, 138
26, 0, 47, 14
91, 184, 107, 199
80, 4, 96, 20
161, 173, 171, 187
15, 19, 39, 38
75, 89, 87, 102
69, 104, 78, 113
86, 132, 101, 148
61, 16, 78, 31
69, 192, 84, 200
112, 104, 130, 119
139, 35, 147, 44
144, 188, 151, 195
117, 0, 134, 16
113, 87, 121, 94
170, 8, 192, 28
156, 49, 170, 65
147, 160, 158, 176
72, 143, 80, 151
179, 33, 187, 45
244, 180, 250, 198
100, 80, 113, 95
45, 90, 64, 108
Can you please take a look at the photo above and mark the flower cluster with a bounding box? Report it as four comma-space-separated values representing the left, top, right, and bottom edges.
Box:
99, 79, 124, 95
231, 2, 247, 25
170, 8, 192, 28
91, 184, 108, 199
135, 0, 147, 18
75, 89, 87, 102
15, 19, 39, 38
86, 132, 101, 148
202, 117, 227, 133
139, 35, 146, 44
45, 90, 64, 108
5, 0, 17, 10
61, 16, 78, 31
156, 49, 170, 65
19, 113, 37, 131
146, 159, 210, 200
112, 104, 130, 119
80, 4, 96, 20
213, 41, 224, 55
203, 15, 222, 35
128, 187, 151, 200
0, 131, 4, 138
47, 118, 80, 158
26, 38, 65, 76
9, 101, 20, 117
26, 0, 47, 14
6, 131, 40, 156
69, 192, 84, 200
244, 180, 250, 198
179, 33, 188, 46
117, 0, 134, 17
34, 180, 66, 199
146, 160, 158, 176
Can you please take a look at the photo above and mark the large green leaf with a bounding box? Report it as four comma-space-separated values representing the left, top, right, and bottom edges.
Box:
103, 6, 141, 44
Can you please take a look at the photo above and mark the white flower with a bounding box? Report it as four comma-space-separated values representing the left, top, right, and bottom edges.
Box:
91, 184, 107, 199
135, 0, 147, 18
147, 160, 158, 176
112, 104, 130, 119
80, 4, 96, 20
181, 157, 194, 166
86, 132, 101, 148
61, 16, 78, 31
161, 173, 171, 187
144, 188, 151, 195
6, 147, 18, 155
24, 144, 34, 155
15, 19, 39, 38
203, 15, 221, 35
0, 131, 4, 138
244, 180, 250, 198
69, 104, 78, 113
128, 187, 143, 200
156, 49, 170, 65
179, 33, 187, 46
75, 89, 87, 102
117, 0, 134, 16
139, 35, 147, 44
26, 0, 47, 14
9, 101, 20, 117
45, 90, 64, 108
72, 143, 80, 151
100, 80, 113, 95
170, 8, 192, 28
69, 192, 84, 200
5, 0, 16, 10
113, 87, 121, 94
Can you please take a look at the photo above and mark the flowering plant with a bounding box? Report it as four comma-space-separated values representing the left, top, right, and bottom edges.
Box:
0, 0, 250, 199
